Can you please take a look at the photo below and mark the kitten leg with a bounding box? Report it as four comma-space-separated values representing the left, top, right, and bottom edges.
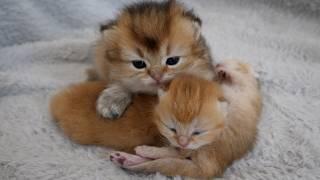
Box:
109, 151, 151, 167
97, 83, 131, 119
125, 158, 205, 178
134, 145, 180, 159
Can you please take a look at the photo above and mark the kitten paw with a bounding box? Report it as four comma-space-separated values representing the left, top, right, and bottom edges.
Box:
97, 86, 131, 119
109, 151, 150, 167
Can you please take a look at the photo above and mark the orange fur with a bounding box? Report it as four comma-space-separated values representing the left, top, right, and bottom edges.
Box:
113, 61, 262, 178
50, 60, 262, 178
50, 82, 160, 153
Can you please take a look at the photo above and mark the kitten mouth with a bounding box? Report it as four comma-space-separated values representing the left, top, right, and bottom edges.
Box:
150, 80, 168, 87
149, 82, 161, 87
176, 146, 190, 150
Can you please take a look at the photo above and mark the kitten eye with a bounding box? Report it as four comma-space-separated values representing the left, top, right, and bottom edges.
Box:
192, 131, 201, 136
132, 60, 146, 69
166, 56, 180, 66
169, 128, 177, 133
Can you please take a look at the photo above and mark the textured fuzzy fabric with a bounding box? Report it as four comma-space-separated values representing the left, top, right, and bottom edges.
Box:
0, 0, 320, 179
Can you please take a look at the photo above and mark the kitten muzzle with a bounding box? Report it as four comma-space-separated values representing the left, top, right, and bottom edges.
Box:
177, 136, 190, 148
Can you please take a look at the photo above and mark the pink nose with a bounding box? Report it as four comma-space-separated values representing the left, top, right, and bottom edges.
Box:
178, 136, 189, 147
150, 73, 163, 82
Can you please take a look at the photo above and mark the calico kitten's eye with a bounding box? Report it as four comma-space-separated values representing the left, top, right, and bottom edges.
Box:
169, 128, 177, 133
132, 60, 146, 69
166, 56, 180, 66
192, 131, 201, 136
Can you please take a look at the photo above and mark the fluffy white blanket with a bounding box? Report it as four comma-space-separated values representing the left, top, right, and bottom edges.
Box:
1, 0, 319, 179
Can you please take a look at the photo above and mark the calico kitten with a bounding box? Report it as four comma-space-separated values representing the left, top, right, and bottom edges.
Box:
110, 60, 262, 178
93, 0, 214, 119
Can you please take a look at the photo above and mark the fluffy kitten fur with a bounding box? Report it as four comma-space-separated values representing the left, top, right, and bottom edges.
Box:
110, 60, 262, 178
50, 60, 261, 178
50, 82, 161, 153
93, 0, 214, 119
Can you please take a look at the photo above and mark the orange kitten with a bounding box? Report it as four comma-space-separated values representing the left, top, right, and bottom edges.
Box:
110, 60, 262, 178
92, 0, 214, 119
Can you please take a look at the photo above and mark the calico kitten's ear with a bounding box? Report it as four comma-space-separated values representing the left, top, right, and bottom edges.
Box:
99, 20, 117, 34
183, 9, 202, 40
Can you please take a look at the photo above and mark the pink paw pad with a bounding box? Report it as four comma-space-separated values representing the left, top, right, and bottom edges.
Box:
110, 152, 126, 166
109, 151, 150, 168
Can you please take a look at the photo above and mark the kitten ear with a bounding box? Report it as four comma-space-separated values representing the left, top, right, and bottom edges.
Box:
99, 20, 117, 33
192, 19, 201, 40
248, 65, 259, 79
217, 87, 228, 117
183, 10, 202, 40
241, 63, 259, 79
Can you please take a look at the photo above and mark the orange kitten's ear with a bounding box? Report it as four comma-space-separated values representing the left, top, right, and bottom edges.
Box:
217, 87, 228, 118
246, 64, 259, 79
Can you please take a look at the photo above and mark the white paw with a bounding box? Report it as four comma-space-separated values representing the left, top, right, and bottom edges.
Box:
97, 86, 131, 119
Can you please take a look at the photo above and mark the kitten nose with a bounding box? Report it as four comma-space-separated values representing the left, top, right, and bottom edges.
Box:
150, 71, 163, 82
178, 136, 189, 148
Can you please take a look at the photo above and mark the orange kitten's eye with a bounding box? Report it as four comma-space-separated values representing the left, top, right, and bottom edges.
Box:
192, 131, 202, 136
132, 60, 146, 69
169, 128, 177, 133
166, 56, 180, 66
